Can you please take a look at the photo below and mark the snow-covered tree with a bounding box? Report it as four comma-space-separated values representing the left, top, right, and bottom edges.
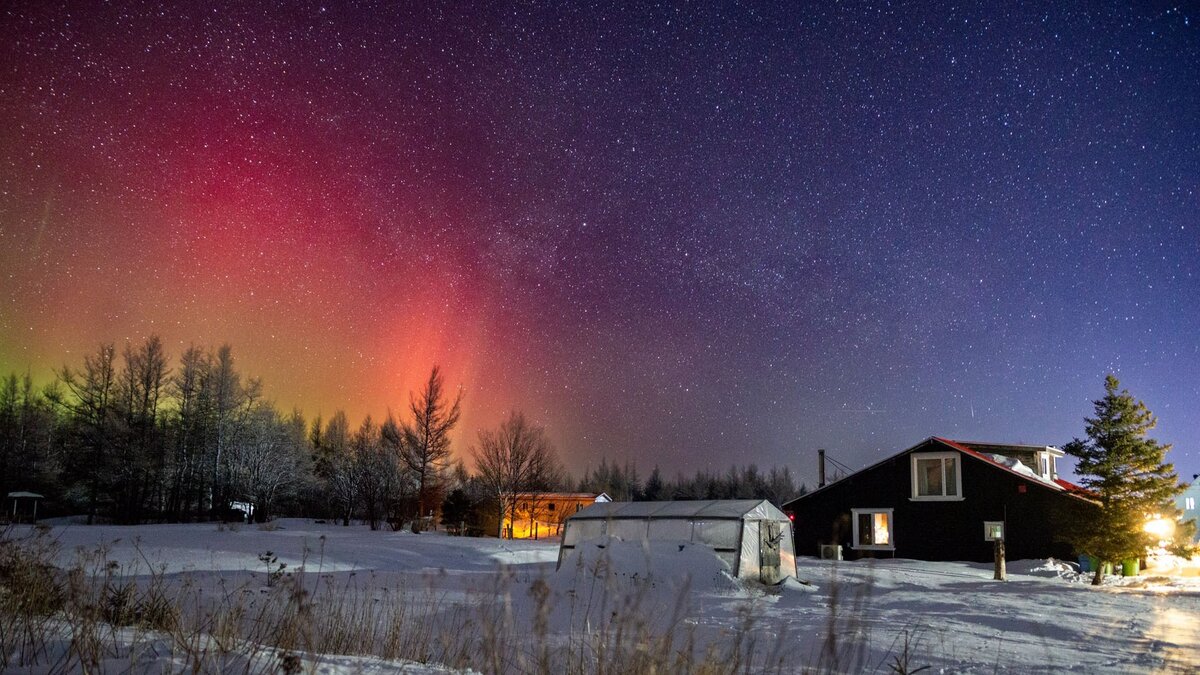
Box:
227, 403, 305, 522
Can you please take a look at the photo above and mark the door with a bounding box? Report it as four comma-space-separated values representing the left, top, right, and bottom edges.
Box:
760, 521, 782, 584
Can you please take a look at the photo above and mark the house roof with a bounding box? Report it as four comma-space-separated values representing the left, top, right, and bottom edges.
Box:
950, 439, 1065, 458
785, 437, 1095, 507
567, 499, 788, 522
1054, 478, 1093, 497
513, 492, 602, 500
932, 438, 1063, 488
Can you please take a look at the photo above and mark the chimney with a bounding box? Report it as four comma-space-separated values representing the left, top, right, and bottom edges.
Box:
818, 449, 826, 488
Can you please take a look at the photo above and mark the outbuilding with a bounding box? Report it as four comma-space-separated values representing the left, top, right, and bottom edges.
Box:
6, 491, 45, 523
558, 499, 797, 584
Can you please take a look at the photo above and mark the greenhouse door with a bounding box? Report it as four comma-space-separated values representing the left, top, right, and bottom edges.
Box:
759, 521, 782, 584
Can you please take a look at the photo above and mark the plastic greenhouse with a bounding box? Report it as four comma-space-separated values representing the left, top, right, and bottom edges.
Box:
557, 499, 796, 584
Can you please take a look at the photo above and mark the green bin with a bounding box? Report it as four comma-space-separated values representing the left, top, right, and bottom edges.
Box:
1081, 555, 1112, 575
1121, 558, 1139, 577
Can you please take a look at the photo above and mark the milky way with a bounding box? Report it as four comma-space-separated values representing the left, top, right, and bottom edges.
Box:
2, 2, 1197, 481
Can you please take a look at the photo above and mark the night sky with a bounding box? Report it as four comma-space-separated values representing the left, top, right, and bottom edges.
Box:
2, 2, 1198, 484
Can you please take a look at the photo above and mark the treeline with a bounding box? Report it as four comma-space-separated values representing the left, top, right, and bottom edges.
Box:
574, 459, 805, 504
0, 337, 463, 528
1, 336, 804, 530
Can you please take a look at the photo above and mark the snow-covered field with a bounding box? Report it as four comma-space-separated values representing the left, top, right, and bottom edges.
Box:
6, 519, 1199, 673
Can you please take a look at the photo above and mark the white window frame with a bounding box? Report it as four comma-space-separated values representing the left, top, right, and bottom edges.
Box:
851, 508, 895, 551
910, 451, 964, 501
1034, 451, 1058, 480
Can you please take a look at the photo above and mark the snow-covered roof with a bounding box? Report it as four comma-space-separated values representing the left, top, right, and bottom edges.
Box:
567, 499, 787, 521
984, 453, 1053, 484
6, 491, 44, 499
512, 492, 603, 499
952, 439, 1064, 458
934, 438, 1074, 493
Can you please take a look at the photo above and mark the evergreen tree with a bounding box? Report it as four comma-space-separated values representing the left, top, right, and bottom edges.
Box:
643, 466, 665, 501
1064, 375, 1186, 585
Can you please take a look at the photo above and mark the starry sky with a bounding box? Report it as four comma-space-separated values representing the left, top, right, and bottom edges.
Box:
2, 1, 1198, 484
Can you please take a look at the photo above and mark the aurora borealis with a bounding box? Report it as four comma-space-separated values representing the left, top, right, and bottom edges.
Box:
2, 2, 1198, 481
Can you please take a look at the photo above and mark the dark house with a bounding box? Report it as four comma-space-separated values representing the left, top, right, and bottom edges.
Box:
784, 437, 1097, 563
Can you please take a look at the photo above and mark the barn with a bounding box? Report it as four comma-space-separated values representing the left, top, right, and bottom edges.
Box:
557, 499, 797, 584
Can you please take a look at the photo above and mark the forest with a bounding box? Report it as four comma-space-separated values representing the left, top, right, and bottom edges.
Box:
0, 336, 805, 532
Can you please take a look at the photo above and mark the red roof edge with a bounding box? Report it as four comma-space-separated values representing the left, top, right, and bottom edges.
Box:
1053, 478, 1096, 498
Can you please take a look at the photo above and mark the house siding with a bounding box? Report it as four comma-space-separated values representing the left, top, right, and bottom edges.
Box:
1176, 483, 1200, 543
786, 439, 1095, 562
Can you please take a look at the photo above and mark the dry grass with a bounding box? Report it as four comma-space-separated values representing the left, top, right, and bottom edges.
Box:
0, 526, 922, 674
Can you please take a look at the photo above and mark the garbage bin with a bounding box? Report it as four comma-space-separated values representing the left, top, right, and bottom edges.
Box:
1121, 558, 1139, 577
1078, 555, 1092, 573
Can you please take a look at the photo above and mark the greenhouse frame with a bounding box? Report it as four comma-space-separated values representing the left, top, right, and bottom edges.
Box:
557, 499, 797, 584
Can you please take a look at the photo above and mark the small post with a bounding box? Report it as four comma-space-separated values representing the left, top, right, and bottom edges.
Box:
993, 537, 1006, 581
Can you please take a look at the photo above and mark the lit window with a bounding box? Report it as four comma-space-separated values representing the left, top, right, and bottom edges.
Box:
911, 452, 962, 500
1187, 497, 1196, 511
851, 508, 894, 550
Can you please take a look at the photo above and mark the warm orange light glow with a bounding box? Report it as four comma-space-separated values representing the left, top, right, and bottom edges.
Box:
1143, 516, 1175, 541
502, 494, 599, 540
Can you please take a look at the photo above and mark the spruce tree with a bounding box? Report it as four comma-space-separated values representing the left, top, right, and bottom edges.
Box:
1064, 375, 1186, 585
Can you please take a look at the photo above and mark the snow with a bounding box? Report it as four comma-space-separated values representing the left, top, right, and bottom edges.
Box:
10, 519, 1200, 673
986, 453, 1056, 485
554, 536, 744, 595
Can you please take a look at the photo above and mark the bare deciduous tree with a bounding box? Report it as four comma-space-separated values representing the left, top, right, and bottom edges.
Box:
320, 410, 357, 526
400, 366, 462, 530
353, 416, 398, 531
472, 412, 560, 538
114, 336, 169, 522
55, 343, 118, 524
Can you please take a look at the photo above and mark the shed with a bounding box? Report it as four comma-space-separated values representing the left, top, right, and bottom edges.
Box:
7, 491, 45, 523
558, 499, 797, 584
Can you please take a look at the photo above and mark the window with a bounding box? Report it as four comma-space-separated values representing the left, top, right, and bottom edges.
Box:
851, 508, 894, 550
547, 503, 556, 512
1035, 451, 1058, 479
911, 452, 963, 500
1187, 497, 1196, 511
